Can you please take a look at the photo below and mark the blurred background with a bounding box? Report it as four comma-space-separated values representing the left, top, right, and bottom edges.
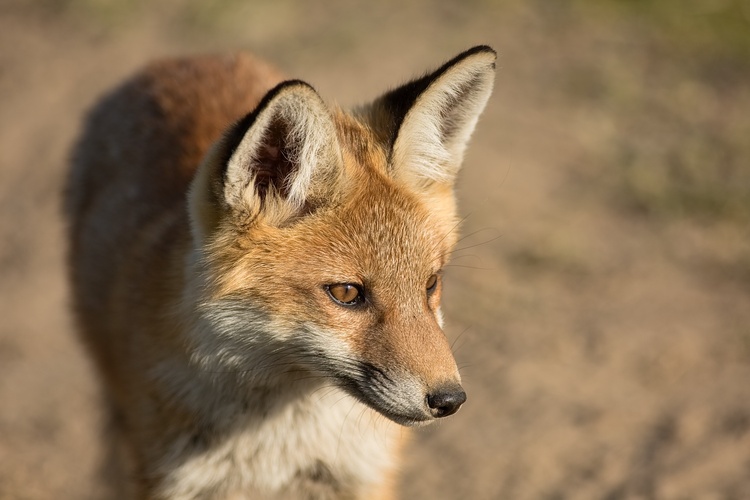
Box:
1, 0, 749, 498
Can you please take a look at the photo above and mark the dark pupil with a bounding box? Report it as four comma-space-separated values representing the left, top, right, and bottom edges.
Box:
336, 285, 358, 303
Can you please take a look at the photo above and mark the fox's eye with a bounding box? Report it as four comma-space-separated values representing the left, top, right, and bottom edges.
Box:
326, 284, 363, 306
426, 274, 439, 295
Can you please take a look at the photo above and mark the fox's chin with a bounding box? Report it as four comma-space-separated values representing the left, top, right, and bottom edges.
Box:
385, 411, 435, 428
371, 404, 436, 427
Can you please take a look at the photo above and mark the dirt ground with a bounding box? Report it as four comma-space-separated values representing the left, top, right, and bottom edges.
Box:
1, 1, 749, 498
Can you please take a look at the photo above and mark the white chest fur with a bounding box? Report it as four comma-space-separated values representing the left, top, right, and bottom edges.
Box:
157, 386, 400, 499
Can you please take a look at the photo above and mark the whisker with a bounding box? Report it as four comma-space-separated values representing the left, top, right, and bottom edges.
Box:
445, 227, 503, 257
444, 263, 496, 271
450, 325, 472, 355
431, 213, 472, 256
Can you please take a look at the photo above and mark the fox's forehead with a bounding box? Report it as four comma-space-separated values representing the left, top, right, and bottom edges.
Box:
289, 175, 445, 288
333, 109, 390, 178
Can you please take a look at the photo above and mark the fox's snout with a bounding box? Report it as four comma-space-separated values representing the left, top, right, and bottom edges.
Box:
339, 305, 466, 425
347, 355, 465, 426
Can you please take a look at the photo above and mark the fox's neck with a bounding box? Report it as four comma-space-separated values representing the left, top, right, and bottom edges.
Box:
157, 341, 399, 498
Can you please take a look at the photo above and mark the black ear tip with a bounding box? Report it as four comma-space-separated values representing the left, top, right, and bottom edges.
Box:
461, 45, 497, 60
467, 45, 496, 56
273, 79, 318, 95
442, 45, 496, 72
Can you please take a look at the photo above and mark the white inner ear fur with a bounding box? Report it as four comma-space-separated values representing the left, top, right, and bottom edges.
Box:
224, 86, 342, 219
392, 51, 495, 187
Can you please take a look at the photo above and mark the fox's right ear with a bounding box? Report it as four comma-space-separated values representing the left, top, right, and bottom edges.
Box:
364, 46, 496, 191
189, 81, 343, 243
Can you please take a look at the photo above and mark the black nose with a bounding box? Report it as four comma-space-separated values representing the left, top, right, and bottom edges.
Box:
427, 386, 467, 418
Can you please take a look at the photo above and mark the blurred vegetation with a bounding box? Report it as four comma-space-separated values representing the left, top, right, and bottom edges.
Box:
555, 0, 750, 224
605, 0, 749, 223
591, 0, 750, 57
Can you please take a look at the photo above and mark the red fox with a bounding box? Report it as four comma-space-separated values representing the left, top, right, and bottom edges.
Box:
65, 46, 495, 499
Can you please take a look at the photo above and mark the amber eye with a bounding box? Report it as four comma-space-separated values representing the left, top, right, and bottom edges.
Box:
426, 274, 439, 295
326, 284, 363, 306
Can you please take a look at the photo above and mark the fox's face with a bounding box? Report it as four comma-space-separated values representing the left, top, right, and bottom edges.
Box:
189, 47, 495, 425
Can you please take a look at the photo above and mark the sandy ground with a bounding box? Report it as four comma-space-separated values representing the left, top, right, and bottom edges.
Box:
1, 1, 749, 498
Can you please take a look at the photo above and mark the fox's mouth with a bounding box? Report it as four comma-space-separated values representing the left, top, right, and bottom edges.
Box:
334, 362, 435, 427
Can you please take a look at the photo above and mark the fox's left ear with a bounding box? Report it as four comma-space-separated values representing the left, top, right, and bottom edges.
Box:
366, 46, 496, 189
190, 81, 343, 244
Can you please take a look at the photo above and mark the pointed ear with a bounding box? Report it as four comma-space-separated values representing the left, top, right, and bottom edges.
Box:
190, 81, 343, 240
367, 46, 496, 189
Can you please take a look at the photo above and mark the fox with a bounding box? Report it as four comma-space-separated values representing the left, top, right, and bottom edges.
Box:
65, 46, 496, 499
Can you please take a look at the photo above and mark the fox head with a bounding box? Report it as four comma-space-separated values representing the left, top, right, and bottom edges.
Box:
188, 46, 496, 425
